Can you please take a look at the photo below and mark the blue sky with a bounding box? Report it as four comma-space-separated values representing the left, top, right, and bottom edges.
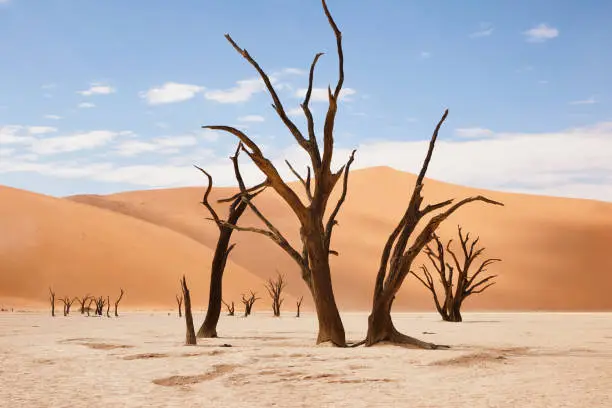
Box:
0, 0, 610, 201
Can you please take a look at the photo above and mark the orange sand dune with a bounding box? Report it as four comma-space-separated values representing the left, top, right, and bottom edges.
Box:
66, 167, 612, 311
0, 186, 271, 310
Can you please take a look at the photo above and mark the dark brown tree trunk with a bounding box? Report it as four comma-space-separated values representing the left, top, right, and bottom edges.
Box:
181, 276, 197, 345
49, 288, 55, 317
197, 225, 241, 338
114, 289, 124, 317
106, 296, 110, 318
303, 222, 345, 346
176, 295, 183, 318
296, 296, 303, 318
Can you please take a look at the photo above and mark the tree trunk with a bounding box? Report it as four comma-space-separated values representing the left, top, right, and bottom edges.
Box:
181, 276, 197, 345
448, 302, 462, 322
303, 222, 346, 346
197, 229, 233, 338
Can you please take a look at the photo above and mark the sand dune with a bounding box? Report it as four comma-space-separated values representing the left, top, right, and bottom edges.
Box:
61, 166, 612, 311
0, 186, 270, 310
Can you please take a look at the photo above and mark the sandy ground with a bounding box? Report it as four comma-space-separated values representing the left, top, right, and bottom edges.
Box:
1, 312, 610, 408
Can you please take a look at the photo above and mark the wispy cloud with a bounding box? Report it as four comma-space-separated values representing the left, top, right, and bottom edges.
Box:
205, 78, 266, 104
140, 82, 204, 105
238, 115, 265, 123
77, 83, 116, 96
569, 96, 597, 105
294, 88, 357, 102
43, 114, 62, 120
420, 51, 432, 59
41, 83, 57, 90
28, 126, 57, 135
114, 135, 198, 156
469, 23, 494, 38
523, 23, 559, 43
78, 102, 96, 109
455, 127, 494, 138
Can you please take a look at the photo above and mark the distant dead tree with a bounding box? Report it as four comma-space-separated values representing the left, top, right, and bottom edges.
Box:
48, 287, 55, 317
176, 294, 183, 318
365, 110, 504, 348
114, 288, 125, 317
77, 295, 91, 314
181, 275, 196, 345
241, 291, 260, 317
105, 296, 111, 318
296, 296, 304, 318
222, 299, 235, 316
203, 0, 356, 346
265, 272, 287, 317
59, 296, 76, 316
194, 153, 259, 338
411, 227, 501, 322
94, 296, 106, 316
86, 298, 95, 316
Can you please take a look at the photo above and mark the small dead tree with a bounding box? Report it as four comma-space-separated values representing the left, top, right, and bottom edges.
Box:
203, 0, 355, 346
411, 227, 501, 322
181, 275, 197, 345
194, 155, 261, 338
222, 299, 235, 316
59, 296, 76, 316
114, 288, 125, 317
86, 298, 94, 316
296, 296, 304, 318
241, 291, 260, 317
94, 296, 106, 316
365, 110, 504, 348
176, 294, 183, 318
77, 295, 91, 314
106, 296, 110, 318
48, 287, 55, 317
265, 272, 287, 317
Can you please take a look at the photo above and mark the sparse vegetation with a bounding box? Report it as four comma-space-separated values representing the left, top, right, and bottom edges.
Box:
265, 272, 287, 317
241, 291, 260, 317
222, 300, 235, 316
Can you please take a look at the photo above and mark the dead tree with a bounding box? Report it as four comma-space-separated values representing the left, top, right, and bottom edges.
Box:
114, 288, 125, 317
48, 287, 55, 317
181, 275, 197, 345
176, 294, 183, 318
106, 296, 110, 318
86, 298, 94, 316
241, 291, 260, 317
194, 156, 257, 338
94, 296, 106, 316
365, 110, 504, 348
412, 227, 501, 322
77, 295, 91, 314
59, 296, 76, 316
265, 272, 287, 317
222, 299, 235, 316
296, 296, 304, 318
203, 0, 355, 346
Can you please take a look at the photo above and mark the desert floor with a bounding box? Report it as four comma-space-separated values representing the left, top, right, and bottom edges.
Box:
0, 312, 610, 408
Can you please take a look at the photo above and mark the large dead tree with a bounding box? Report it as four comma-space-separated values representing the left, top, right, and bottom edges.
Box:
265, 272, 287, 317
365, 110, 504, 347
204, 0, 355, 346
181, 275, 197, 345
77, 295, 91, 314
222, 299, 235, 316
48, 287, 55, 317
176, 294, 183, 318
241, 291, 260, 317
59, 296, 76, 316
114, 288, 125, 317
412, 227, 501, 322
194, 150, 261, 338
296, 296, 304, 318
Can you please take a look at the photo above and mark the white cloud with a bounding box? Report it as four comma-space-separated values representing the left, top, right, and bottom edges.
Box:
280, 68, 306, 76
0, 148, 15, 157
140, 82, 204, 105
28, 126, 57, 135
154, 122, 169, 129
523, 23, 559, 43
420, 51, 431, 59
44, 114, 62, 120
204, 78, 266, 103
0, 126, 34, 145
287, 107, 304, 117
469, 23, 494, 38
77, 83, 116, 96
294, 87, 357, 102
78, 102, 96, 109
30, 130, 120, 155
238, 115, 265, 123
200, 129, 220, 142
569, 96, 597, 105
455, 127, 494, 138
114, 135, 198, 156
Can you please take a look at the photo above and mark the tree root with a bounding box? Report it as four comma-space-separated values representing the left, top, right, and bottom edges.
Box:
388, 329, 450, 349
